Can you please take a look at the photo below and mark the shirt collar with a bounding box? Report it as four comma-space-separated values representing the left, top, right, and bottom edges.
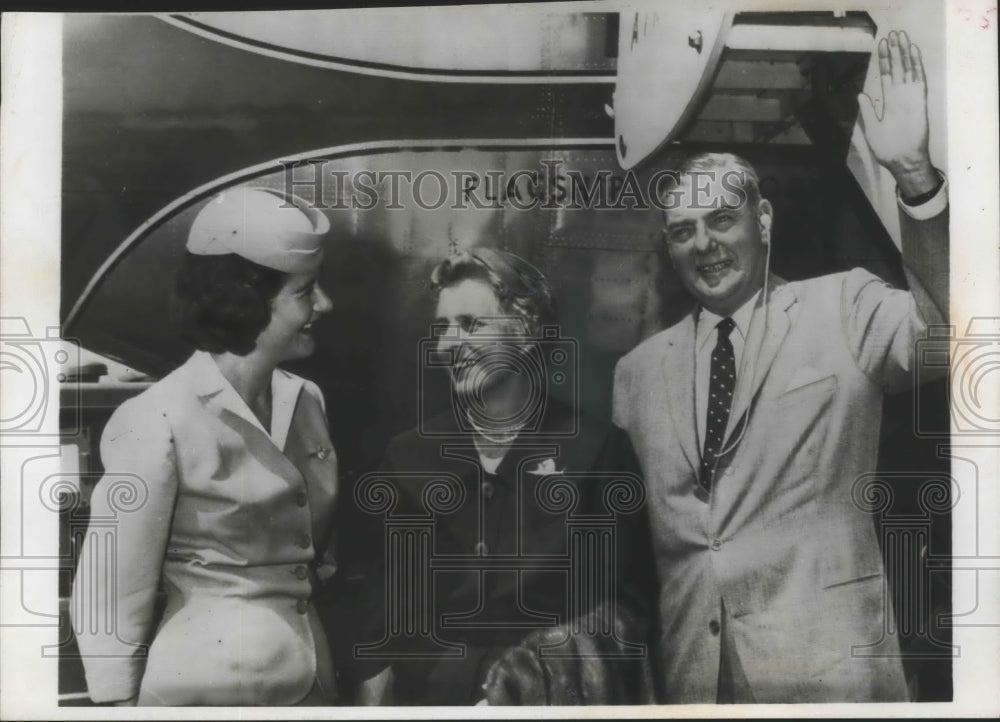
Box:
188, 350, 304, 450
696, 289, 762, 352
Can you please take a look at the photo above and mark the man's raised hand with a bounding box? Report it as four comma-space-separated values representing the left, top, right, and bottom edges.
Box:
857, 30, 938, 198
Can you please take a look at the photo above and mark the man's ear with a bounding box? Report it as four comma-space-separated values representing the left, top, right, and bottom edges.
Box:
757, 199, 774, 232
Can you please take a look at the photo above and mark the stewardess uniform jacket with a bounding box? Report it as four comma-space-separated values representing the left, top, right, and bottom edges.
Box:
72, 351, 338, 705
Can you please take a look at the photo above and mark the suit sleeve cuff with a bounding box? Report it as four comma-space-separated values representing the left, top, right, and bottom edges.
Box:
896, 170, 948, 220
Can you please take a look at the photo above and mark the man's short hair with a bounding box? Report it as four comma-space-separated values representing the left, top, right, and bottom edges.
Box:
430, 248, 557, 335
172, 251, 287, 355
661, 152, 762, 213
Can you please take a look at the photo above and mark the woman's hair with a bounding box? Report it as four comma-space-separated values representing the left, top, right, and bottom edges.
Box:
429, 248, 557, 335
172, 251, 287, 355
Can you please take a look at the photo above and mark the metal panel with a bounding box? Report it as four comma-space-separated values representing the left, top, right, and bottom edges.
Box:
166, 10, 617, 80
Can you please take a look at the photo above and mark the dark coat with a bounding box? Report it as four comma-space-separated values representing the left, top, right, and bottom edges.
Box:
355, 398, 656, 705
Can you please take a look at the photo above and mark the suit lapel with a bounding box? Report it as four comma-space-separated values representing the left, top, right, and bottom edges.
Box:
270, 369, 305, 451
186, 352, 305, 484
724, 277, 795, 442
662, 312, 700, 478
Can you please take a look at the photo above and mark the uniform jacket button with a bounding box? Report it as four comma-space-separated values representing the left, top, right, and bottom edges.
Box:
711, 538, 722, 551
481, 481, 495, 499
709, 619, 721, 635
299, 533, 312, 549
294, 565, 309, 580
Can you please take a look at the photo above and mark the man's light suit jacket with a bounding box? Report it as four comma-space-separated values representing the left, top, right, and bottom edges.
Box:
613, 264, 936, 703
72, 351, 338, 705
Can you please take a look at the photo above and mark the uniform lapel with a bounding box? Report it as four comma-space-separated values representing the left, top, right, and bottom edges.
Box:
187, 351, 304, 483
662, 312, 700, 478
270, 369, 305, 452
724, 276, 795, 442
188, 351, 271, 436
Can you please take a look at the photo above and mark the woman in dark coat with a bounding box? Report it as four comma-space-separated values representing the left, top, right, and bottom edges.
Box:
352, 249, 656, 705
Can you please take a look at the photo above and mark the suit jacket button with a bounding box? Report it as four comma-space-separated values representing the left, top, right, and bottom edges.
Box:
296, 491, 309, 507
474, 541, 488, 556
711, 538, 722, 551
481, 481, 495, 499
294, 565, 309, 580
299, 533, 312, 549
709, 619, 720, 635
296, 599, 309, 614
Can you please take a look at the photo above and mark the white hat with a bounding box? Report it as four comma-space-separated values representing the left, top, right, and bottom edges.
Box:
186, 187, 330, 273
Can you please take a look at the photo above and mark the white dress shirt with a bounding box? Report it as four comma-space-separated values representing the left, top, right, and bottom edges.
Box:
695, 290, 761, 453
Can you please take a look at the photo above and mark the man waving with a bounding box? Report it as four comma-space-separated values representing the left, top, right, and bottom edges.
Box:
612, 31, 948, 703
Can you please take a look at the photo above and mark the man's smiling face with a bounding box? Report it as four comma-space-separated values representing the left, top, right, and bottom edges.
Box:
664, 170, 771, 316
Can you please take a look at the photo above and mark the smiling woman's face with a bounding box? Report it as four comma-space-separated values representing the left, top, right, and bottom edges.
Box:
433, 278, 529, 398
664, 172, 771, 317
254, 267, 333, 363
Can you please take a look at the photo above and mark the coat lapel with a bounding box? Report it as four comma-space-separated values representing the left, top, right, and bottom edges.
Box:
186, 352, 305, 483
724, 276, 795, 442
187, 352, 270, 437
186, 351, 307, 452
662, 312, 700, 478
270, 369, 305, 452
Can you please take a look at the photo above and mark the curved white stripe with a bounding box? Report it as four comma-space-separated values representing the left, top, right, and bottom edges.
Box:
65, 137, 615, 329
158, 15, 617, 85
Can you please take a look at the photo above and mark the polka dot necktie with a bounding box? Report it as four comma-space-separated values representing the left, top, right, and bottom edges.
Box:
699, 317, 736, 497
